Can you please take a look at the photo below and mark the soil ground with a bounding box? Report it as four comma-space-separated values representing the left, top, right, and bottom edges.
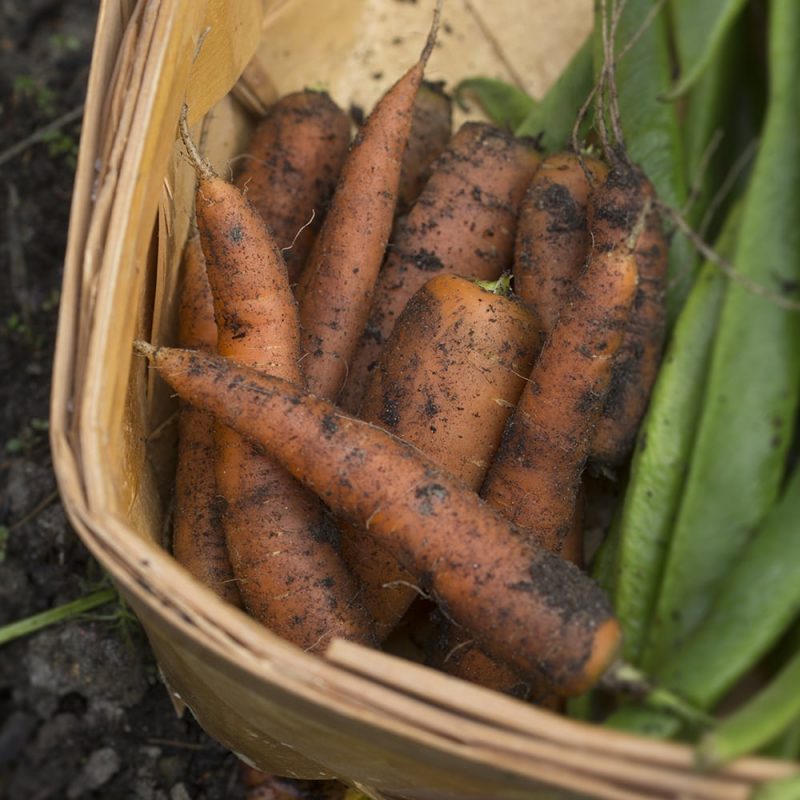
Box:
0, 2, 248, 797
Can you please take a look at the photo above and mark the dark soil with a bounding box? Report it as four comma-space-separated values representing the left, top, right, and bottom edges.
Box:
0, 2, 247, 797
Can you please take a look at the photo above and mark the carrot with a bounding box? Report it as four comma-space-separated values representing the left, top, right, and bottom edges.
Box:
295, 8, 440, 400
135, 342, 622, 696
589, 200, 667, 466
426, 474, 585, 699
424, 610, 561, 706
396, 80, 453, 214
339, 122, 542, 413
172, 233, 242, 607
177, 234, 218, 352
342, 274, 543, 639
181, 114, 374, 651
480, 164, 651, 559
234, 90, 351, 283
513, 152, 609, 335
512, 151, 665, 468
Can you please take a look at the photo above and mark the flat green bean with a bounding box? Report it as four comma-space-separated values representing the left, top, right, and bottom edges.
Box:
696, 648, 800, 768
761, 717, 800, 761
751, 775, 800, 800
611, 204, 741, 663
668, 0, 749, 99
654, 464, 800, 708
603, 706, 681, 739
680, 12, 758, 237
642, 0, 800, 671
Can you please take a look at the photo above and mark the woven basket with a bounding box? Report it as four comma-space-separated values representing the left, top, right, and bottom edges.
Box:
50, 1, 798, 797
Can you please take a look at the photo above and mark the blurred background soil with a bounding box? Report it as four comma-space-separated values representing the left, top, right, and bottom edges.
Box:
0, 2, 247, 797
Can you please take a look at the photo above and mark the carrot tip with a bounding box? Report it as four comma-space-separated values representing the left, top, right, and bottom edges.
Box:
133, 339, 157, 360
566, 618, 623, 696
420, 0, 443, 64
178, 104, 216, 180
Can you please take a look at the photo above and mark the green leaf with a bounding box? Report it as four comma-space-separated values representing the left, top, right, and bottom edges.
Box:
454, 77, 535, 131
515, 35, 594, 151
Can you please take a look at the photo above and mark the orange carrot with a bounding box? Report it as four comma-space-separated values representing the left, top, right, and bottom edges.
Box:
397, 80, 453, 214
590, 201, 667, 466
295, 8, 440, 400
426, 478, 587, 699
339, 122, 541, 414
513, 152, 609, 334
424, 610, 561, 706
172, 234, 242, 607
234, 90, 351, 283
342, 274, 543, 639
136, 342, 622, 696
181, 114, 374, 650
481, 164, 651, 559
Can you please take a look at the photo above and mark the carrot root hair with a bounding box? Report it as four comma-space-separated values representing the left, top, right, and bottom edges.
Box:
179, 104, 216, 180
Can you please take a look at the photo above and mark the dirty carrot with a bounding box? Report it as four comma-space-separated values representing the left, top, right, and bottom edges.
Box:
234, 90, 351, 282
513, 151, 609, 335
295, 6, 440, 400
424, 609, 561, 706
594, 0, 694, 317
339, 122, 541, 414
396, 80, 453, 214
136, 341, 622, 696
511, 149, 663, 468
181, 112, 374, 651
342, 274, 543, 639
481, 164, 649, 560
590, 192, 667, 467
172, 234, 242, 607
427, 497, 578, 701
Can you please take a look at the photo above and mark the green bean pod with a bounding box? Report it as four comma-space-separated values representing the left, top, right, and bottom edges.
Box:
760, 717, 800, 761
696, 648, 800, 768
603, 706, 682, 740
642, 0, 800, 671
610, 204, 741, 663
680, 10, 760, 239
668, 0, 749, 99
752, 775, 800, 800
654, 465, 800, 709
